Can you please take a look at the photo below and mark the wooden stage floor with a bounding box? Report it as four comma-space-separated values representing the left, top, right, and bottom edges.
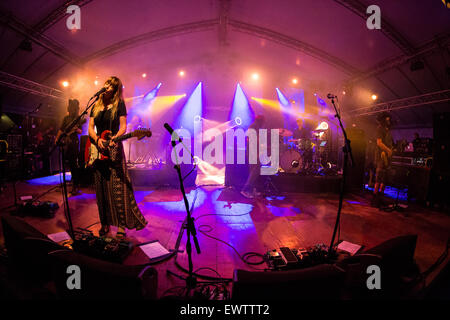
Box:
1, 173, 449, 298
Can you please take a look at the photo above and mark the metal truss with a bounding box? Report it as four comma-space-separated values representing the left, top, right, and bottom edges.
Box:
83, 20, 219, 62
84, 18, 361, 75
350, 89, 450, 116
0, 10, 83, 67
0, 70, 64, 100
348, 34, 450, 85
218, 0, 231, 46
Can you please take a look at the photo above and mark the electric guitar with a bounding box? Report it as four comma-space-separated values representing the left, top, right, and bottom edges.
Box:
380, 149, 392, 168
85, 128, 152, 167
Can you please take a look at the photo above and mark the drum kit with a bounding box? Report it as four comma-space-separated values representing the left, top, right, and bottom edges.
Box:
278, 128, 329, 175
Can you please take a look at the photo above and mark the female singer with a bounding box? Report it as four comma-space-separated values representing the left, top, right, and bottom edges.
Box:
88, 76, 147, 238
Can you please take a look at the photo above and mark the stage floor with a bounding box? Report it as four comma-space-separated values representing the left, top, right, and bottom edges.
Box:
1, 173, 450, 298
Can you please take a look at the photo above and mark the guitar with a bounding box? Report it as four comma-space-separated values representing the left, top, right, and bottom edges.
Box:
380, 149, 392, 168
85, 128, 152, 167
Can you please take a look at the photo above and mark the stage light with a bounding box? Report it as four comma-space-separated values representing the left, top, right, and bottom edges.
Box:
229, 83, 254, 129
252, 73, 259, 80
179, 70, 185, 77
61, 81, 69, 87
314, 93, 317, 96
276, 88, 290, 106
317, 121, 329, 130
371, 94, 377, 101
94, 80, 99, 86
292, 78, 298, 84
142, 73, 147, 78
342, 91, 346, 95
235, 117, 242, 126
143, 82, 162, 101
194, 115, 201, 123
176, 82, 202, 133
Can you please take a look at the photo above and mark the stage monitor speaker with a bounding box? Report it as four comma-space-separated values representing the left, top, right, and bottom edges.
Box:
49, 249, 158, 299
432, 139, 450, 175
346, 127, 366, 190
338, 235, 419, 299
433, 113, 450, 140
232, 264, 345, 300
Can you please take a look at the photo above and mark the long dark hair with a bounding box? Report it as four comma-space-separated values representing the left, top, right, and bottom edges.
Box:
91, 76, 124, 119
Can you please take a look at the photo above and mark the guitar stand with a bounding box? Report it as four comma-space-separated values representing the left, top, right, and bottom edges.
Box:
381, 189, 405, 212
263, 176, 279, 198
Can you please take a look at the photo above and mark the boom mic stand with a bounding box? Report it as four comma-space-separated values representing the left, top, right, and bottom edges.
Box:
327, 96, 354, 258
50, 95, 100, 239
164, 127, 200, 294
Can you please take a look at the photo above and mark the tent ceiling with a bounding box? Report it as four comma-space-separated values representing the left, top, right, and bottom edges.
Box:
0, 0, 449, 127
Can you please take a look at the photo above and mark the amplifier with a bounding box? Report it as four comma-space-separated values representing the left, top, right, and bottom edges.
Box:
392, 156, 413, 166
392, 156, 432, 168
7, 134, 22, 153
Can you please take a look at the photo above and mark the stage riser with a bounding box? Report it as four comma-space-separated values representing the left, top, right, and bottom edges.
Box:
128, 165, 197, 187
264, 175, 341, 193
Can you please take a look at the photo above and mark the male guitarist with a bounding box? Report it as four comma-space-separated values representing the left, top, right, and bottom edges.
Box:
55, 99, 84, 195
372, 112, 394, 208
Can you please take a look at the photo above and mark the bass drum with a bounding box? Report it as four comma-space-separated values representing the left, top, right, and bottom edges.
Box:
280, 149, 303, 173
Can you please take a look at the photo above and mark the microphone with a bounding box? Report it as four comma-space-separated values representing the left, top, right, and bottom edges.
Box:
92, 87, 107, 98
164, 123, 182, 142
327, 93, 337, 99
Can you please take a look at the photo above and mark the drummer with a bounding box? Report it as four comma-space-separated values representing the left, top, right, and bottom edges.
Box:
293, 118, 311, 140
292, 118, 313, 169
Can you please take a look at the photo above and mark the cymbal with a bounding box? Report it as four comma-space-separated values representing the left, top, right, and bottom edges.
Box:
278, 128, 293, 137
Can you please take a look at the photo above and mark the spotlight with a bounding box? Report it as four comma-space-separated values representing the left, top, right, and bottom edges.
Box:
193, 156, 201, 165
179, 70, 185, 77
410, 60, 424, 71
61, 81, 69, 88
317, 121, 329, 130
292, 78, 298, 84
235, 117, 242, 126
342, 91, 346, 95
252, 73, 259, 80
371, 94, 378, 101
142, 73, 147, 78
19, 39, 32, 52
94, 80, 99, 86
194, 115, 201, 123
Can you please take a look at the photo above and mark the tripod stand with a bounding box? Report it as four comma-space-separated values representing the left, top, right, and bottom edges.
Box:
262, 175, 279, 197
164, 125, 201, 293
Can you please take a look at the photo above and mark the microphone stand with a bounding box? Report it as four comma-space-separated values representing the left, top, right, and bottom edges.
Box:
165, 131, 200, 294
50, 95, 100, 239
328, 96, 354, 258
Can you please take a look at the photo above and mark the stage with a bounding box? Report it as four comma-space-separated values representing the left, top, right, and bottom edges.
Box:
1, 172, 449, 298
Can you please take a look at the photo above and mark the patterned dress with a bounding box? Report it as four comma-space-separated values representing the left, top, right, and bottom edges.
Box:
91, 101, 147, 230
